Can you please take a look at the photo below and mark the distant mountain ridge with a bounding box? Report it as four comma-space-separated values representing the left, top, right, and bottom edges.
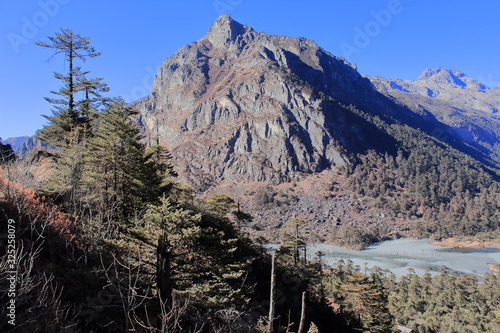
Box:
367, 68, 500, 165
130, 15, 500, 241
12, 17, 499, 173
2, 134, 47, 158
2, 136, 30, 152
368, 67, 500, 113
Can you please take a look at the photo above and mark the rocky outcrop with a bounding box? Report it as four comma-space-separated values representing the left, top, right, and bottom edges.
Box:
2, 134, 47, 158
136, 15, 500, 191
137, 15, 401, 190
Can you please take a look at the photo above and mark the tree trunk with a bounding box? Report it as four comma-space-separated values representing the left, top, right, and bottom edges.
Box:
68, 46, 75, 117
298, 291, 306, 333
303, 243, 307, 266
157, 232, 172, 329
268, 252, 276, 333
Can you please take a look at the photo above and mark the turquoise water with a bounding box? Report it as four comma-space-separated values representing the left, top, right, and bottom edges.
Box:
268, 239, 500, 277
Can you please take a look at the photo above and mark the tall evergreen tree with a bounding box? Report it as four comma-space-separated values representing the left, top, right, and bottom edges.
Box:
44, 137, 87, 214
339, 271, 394, 332
143, 197, 258, 310
36, 29, 102, 146
142, 143, 177, 204
83, 99, 149, 224
280, 218, 307, 266
76, 75, 110, 129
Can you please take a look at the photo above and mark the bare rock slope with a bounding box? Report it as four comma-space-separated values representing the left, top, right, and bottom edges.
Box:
137, 15, 404, 190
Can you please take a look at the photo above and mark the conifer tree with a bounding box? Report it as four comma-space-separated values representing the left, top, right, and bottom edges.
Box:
76, 75, 110, 128
142, 144, 177, 204
143, 197, 258, 311
83, 99, 150, 224
339, 271, 394, 332
36, 29, 102, 146
44, 136, 87, 214
205, 193, 236, 216
280, 218, 307, 266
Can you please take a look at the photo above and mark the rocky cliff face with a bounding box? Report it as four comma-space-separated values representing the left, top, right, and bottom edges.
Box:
2, 134, 47, 159
137, 15, 500, 189
367, 68, 500, 166
137, 15, 403, 190
132, 15, 499, 241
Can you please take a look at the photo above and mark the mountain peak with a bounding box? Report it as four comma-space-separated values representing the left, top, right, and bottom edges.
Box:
417, 67, 487, 90
206, 15, 253, 47
418, 67, 463, 80
209, 14, 237, 29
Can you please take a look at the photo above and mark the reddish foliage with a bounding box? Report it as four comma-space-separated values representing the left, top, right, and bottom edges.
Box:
0, 167, 76, 244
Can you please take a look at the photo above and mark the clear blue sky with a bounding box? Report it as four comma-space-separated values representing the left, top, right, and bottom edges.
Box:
1, 0, 500, 139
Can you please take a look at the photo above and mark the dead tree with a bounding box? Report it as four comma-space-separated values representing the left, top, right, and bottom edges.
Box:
268, 252, 276, 333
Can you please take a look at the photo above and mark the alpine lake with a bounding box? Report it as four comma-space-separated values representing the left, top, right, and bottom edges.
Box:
267, 238, 500, 278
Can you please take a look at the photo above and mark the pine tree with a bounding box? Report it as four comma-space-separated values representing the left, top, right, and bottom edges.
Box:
339, 271, 394, 332
36, 29, 102, 146
142, 144, 177, 205
205, 193, 236, 217
280, 218, 307, 266
76, 75, 110, 130
143, 197, 258, 310
44, 136, 87, 214
83, 99, 150, 224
